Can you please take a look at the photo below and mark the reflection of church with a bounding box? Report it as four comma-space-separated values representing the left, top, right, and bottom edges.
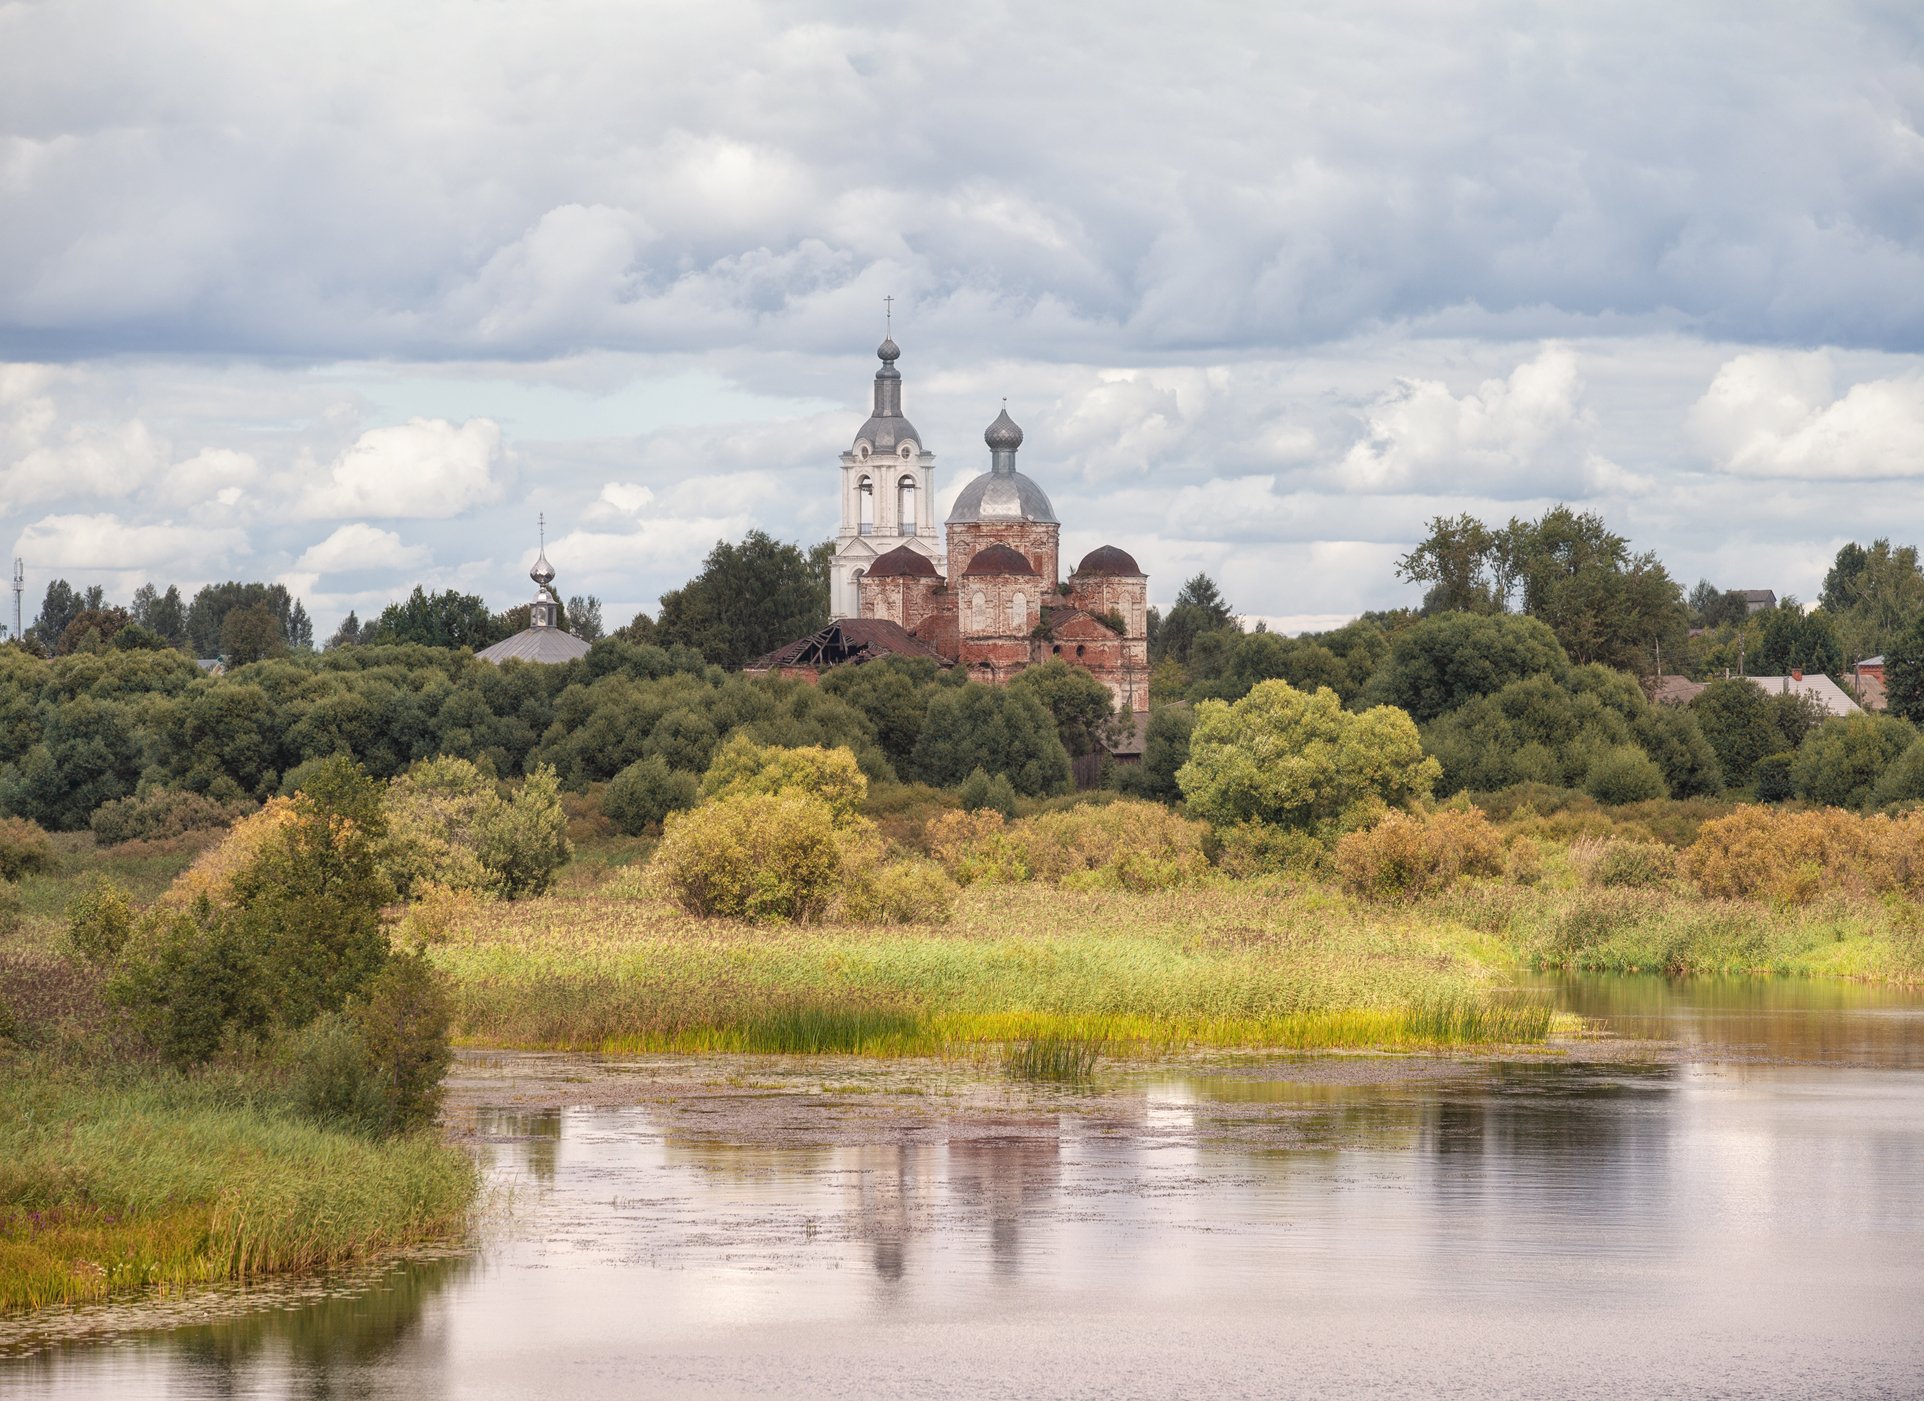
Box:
752, 335, 1150, 715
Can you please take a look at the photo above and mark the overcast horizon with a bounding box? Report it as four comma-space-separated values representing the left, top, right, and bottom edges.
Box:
3, 1, 1921, 639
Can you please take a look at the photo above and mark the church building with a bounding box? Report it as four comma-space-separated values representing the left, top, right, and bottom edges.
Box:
751, 335, 1150, 716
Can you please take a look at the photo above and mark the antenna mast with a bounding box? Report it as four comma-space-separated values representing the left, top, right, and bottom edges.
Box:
9, 558, 20, 643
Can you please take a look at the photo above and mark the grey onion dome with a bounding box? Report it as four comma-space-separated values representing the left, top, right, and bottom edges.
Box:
984, 406, 1024, 452
530, 550, 556, 587
877, 335, 901, 364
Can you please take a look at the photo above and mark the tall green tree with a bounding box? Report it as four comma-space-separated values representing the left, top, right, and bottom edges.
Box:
655, 531, 830, 669
1754, 601, 1843, 677
1818, 539, 1924, 661
1396, 513, 1510, 614
130, 583, 189, 647
1151, 573, 1236, 666
1368, 612, 1569, 722
1883, 612, 1924, 724
371, 588, 506, 650
186, 581, 307, 656
1008, 658, 1115, 757
910, 683, 1071, 796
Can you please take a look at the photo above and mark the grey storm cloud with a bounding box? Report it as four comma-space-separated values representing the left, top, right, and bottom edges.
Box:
2, 1, 1920, 361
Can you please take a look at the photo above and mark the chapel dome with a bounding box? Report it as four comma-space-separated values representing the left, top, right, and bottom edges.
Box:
962, 542, 1038, 577
984, 406, 1024, 451
866, 543, 939, 578
1073, 545, 1143, 577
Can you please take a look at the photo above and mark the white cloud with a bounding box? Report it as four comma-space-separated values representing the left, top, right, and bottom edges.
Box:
1337, 347, 1603, 496
1690, 352, 1924, 480
1, 364, 167, 510
294, 522, 431, 575
299, 417, 506, 519
159, 447, 259, 507
585, 481, 657, 522
12, 512, 244, 573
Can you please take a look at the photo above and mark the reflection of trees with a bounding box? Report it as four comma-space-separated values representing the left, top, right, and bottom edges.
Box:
473, 1108, 561, 1185
946, 1137, 1062, 1277
166, 1255, 467, 1400
844, 1144, 939, 1283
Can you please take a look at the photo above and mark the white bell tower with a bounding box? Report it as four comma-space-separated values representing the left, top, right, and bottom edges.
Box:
831, 307, 942, 618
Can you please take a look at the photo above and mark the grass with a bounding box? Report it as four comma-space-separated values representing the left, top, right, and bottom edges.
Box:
0, 1070, 476, 1315
429, 882, 1564, 1056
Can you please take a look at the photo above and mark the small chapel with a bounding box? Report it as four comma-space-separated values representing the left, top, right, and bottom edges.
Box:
749, 333, 1151, 718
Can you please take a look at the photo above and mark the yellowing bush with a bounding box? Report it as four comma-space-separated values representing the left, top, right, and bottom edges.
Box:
698, 736, 868, 826
1335, 807, 1505, 901
1681, 805, 1924, 902
162, 798, 298, 910
840, 858, 960, 925
925, 809, 1032, 885
1571, 836, 1677, 889
650, 792, 861, 922
1014, 800, 1212, 891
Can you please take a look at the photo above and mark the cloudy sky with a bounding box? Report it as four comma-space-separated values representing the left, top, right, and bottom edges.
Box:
3, 1, 1921, 637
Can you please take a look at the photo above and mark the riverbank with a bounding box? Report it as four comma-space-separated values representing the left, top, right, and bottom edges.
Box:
0, 1068, 476, 1315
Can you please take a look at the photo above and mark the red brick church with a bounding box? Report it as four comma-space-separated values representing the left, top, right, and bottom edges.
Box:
748, 335, 1150, 717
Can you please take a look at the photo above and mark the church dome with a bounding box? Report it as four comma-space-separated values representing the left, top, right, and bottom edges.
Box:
1073, 545, 1142, 577
877, 336, 900, 363
984, 406, 1024, 451
851, 336, 921, 454
866, 543, 939, 578
962, 543, 1037, 577
530, 549, 556, 587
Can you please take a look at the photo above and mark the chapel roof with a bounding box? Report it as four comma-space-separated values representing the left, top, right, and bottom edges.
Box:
961, 543, 1038, 577
1072, 545, 1143, 577
866, 543, 940, 578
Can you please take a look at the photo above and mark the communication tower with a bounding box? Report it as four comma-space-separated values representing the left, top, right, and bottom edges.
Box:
8, 559, 20, 643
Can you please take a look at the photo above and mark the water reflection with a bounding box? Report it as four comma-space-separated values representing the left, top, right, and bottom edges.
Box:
9, 977, 1924, 1399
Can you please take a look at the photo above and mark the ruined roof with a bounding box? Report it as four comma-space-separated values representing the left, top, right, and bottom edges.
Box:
747, 618, 947, 671
866, 543, 940, 579
476, 627, 593, 665
1072, 545, 1143, 577
961, 543, 1037, 577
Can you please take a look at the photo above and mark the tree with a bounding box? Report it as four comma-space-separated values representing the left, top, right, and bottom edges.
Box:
1885, 612, 1924, 724
1691, 679, 1790, 790
821, 657, 942, 773
1397, 513, 1510, 614
227, 755, 392, 1027
186, 581, 305, 657
1687, 579, 1750, 630
1007, 658, 1115, 757
1368, 612, 1569, 722
1819, 539, 1924, 661
1117, 704, 1193, 802
697, 736, 869, 824
1177, 680, 1438, 838
221, 604, 289, 664
1754, 602, 1843, 677
910, 684, 1072, 796
31, 580, 89, 648
371, 587, 505, 650
564, 594, 605, 642
130, 583, 189, 647
655, 532, 831, 669
58, 606, 132, 655
1507, 506, 1687, 671
1152, 573, 1237, 666
327, 610, 370, 649
603, 754, 698, 835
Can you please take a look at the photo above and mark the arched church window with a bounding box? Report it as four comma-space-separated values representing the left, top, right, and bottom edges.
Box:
970, 590, 987, 631
857, 475, 874, 535
1009, 592, 1026, 631
897, 475, 916, 534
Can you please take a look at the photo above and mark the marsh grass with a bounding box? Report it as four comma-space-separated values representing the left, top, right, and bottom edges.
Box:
0, 1073, 475, 1314
433, 884, 1567, 1056
1002, 1032, 1104, 1081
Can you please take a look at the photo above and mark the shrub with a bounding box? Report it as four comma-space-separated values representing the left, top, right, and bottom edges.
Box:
1368, 612, 1569, 722
924, 809, 1032, 885
0, 816, 56, 882
1792, 714, 1917, 809
1208, 820, 1330, 879
1754, 751, 1796, 802
163, 798, 299, 910
1009, 800, 1212, 891
957, 766, 1019, 819
282, 1013, 389, 1135
66, 877, 135, 966
842, 858, 960, 925
1505, 835, 1544, 886
1179, 680, 1439, 839
911, 684, 1073, 796
1874, 737, 1924, 806
603, 754, 698, 835
1680, 806, 1924, 902
1582, 746, 1668, 805
90, 789, 249, 846
699, 736, 868, 825
1573, 837, 1676, 889
351, 948, 453, 1135
1334, 807, 1505, 901
474, 765, 573, 898
107, 907, 267, 1067
650, 792, 851, 922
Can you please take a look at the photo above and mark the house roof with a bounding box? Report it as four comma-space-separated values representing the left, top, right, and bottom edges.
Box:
1649, 676, 1706, 706
476, 627, 593, 665
1745, 673, 1861, 717
747, 617, 948, 671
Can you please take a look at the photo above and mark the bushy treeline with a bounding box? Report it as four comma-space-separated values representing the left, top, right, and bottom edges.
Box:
0, 636, 1114, 833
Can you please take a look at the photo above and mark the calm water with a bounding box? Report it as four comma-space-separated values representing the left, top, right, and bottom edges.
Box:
7, 977, 1924, 1400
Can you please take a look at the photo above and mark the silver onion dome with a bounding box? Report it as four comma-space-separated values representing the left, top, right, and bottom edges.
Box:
984, 406, 1024, 452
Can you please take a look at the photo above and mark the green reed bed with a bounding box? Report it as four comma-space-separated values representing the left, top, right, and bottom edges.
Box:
433, 883, 1559, 1057
0, 1074, 476, 1314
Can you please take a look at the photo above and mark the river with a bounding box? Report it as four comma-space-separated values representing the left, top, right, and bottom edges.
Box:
5, 975, 1923, 1399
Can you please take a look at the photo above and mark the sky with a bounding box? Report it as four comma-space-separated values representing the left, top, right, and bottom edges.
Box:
2, 0, 1921, 639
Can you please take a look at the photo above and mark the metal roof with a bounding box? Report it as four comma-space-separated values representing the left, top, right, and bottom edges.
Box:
475, 627, 593, 665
